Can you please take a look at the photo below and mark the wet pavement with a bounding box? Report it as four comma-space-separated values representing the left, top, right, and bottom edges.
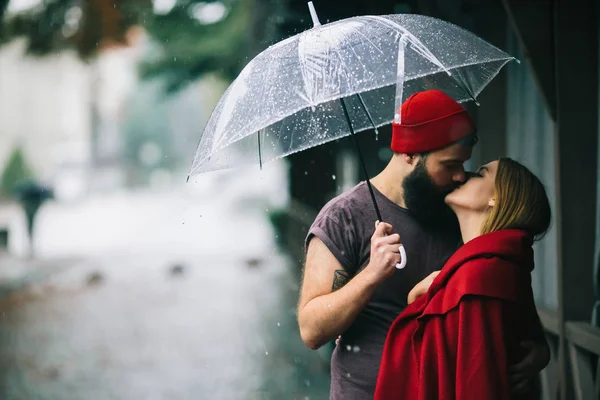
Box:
0, 164, 331, 400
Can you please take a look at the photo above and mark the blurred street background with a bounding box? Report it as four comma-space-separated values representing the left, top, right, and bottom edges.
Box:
0, 0, 337, 398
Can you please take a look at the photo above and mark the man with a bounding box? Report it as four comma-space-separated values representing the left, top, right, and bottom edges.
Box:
297, 90, 549, 399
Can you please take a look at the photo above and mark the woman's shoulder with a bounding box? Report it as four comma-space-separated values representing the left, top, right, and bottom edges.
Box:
420, 257, 529, 318
447, 256, 529, 302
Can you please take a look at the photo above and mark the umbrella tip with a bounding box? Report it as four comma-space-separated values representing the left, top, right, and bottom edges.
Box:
308, 2, 321, 27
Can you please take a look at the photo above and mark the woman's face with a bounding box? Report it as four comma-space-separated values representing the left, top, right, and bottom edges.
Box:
445, 160, 498, 212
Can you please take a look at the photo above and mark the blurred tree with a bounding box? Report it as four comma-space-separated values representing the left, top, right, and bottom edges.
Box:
0, 146, 35, 198
0, 0, 153, 58
0, 0, 9, 24
139, 0, 253, 92
0, 0, 255, 90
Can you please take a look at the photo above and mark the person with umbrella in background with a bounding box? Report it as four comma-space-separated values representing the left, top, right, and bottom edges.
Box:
298, 90, 549, 399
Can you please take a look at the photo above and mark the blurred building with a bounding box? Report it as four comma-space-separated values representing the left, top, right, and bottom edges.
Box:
0, 35, 141, 201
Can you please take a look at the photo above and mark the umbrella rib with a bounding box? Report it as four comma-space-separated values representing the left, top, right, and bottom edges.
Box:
258, 129, 263, 170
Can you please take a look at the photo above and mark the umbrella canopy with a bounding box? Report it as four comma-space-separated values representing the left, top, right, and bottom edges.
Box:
188, 10, 515, 176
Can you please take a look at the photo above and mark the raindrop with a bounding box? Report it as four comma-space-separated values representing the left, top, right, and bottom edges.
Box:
346, 345, 352, 351
346, 373, 352, 378
375, 128, 379, 141
352, 345, 361, 353
332, 174, 336, 180
304, 171, 308, 176
265, 351, 269, 355
277, 322, 281, 327
174, 57, 177, 62
305, 379, 311, 387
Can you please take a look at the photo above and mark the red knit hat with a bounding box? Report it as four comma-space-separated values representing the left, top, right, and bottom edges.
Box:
390, 90, 475, 154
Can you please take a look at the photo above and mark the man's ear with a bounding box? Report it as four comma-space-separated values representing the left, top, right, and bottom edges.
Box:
403, 153, 418, 166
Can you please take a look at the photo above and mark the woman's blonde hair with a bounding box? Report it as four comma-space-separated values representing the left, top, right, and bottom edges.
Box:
480, 158, 551, 240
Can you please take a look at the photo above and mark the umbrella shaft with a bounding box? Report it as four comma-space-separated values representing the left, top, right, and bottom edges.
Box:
339, 98, 383, 222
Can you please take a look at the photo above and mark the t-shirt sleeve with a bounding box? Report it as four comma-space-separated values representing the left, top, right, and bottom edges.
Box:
305, 202, 359, 274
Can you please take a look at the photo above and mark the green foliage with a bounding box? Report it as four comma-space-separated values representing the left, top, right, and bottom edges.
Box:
0, 147, 35, 197
139, 0, 252, 92
0, 0, 252, 91
0, 0, 152, 59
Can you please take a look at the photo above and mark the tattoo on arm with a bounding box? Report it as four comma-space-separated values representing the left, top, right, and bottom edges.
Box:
332, 269, 350, 291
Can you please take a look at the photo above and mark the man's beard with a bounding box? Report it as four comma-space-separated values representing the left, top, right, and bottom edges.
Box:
402, 160, 460, 231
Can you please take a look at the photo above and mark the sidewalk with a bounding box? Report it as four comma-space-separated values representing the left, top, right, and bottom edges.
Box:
0, 253, 80, 299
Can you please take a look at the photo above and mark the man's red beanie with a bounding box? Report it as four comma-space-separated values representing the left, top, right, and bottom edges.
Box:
390, 90, 475, 154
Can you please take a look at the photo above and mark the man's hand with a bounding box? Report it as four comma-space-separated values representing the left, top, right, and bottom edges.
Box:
364, 221, 403, 284
407, 270, 440, 304
508, 340, 550, 394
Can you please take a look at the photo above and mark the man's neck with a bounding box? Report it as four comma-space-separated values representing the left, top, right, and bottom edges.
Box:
370, 164, 408, 209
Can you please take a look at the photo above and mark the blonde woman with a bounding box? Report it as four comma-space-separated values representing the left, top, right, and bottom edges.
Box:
375, 158, 551, 400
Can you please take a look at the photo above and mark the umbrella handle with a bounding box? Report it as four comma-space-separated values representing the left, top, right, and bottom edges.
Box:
396, 245, 407, 269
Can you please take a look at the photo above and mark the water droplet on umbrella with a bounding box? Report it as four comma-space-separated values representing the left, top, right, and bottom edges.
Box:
332, 174, 336, 180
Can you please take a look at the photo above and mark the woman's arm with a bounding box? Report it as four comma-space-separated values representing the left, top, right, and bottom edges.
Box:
407, 270, 440, 304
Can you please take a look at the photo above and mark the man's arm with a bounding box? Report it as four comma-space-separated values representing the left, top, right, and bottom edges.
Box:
297, 222, 401, 350
507, 289, 551, 394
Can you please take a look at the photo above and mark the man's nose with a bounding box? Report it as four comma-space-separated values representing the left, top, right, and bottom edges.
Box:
453, 171, 467, 183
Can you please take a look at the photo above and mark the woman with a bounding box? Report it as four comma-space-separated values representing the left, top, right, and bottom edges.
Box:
374, 158, 551, 400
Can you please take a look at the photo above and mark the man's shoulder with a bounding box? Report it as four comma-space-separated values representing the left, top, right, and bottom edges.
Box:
319, 182, 369, 216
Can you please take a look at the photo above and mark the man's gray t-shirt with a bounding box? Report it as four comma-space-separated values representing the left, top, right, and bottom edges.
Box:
305, 181, 461, 400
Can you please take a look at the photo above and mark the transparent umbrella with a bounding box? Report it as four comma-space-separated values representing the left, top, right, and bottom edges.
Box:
189, 2, 515, 237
